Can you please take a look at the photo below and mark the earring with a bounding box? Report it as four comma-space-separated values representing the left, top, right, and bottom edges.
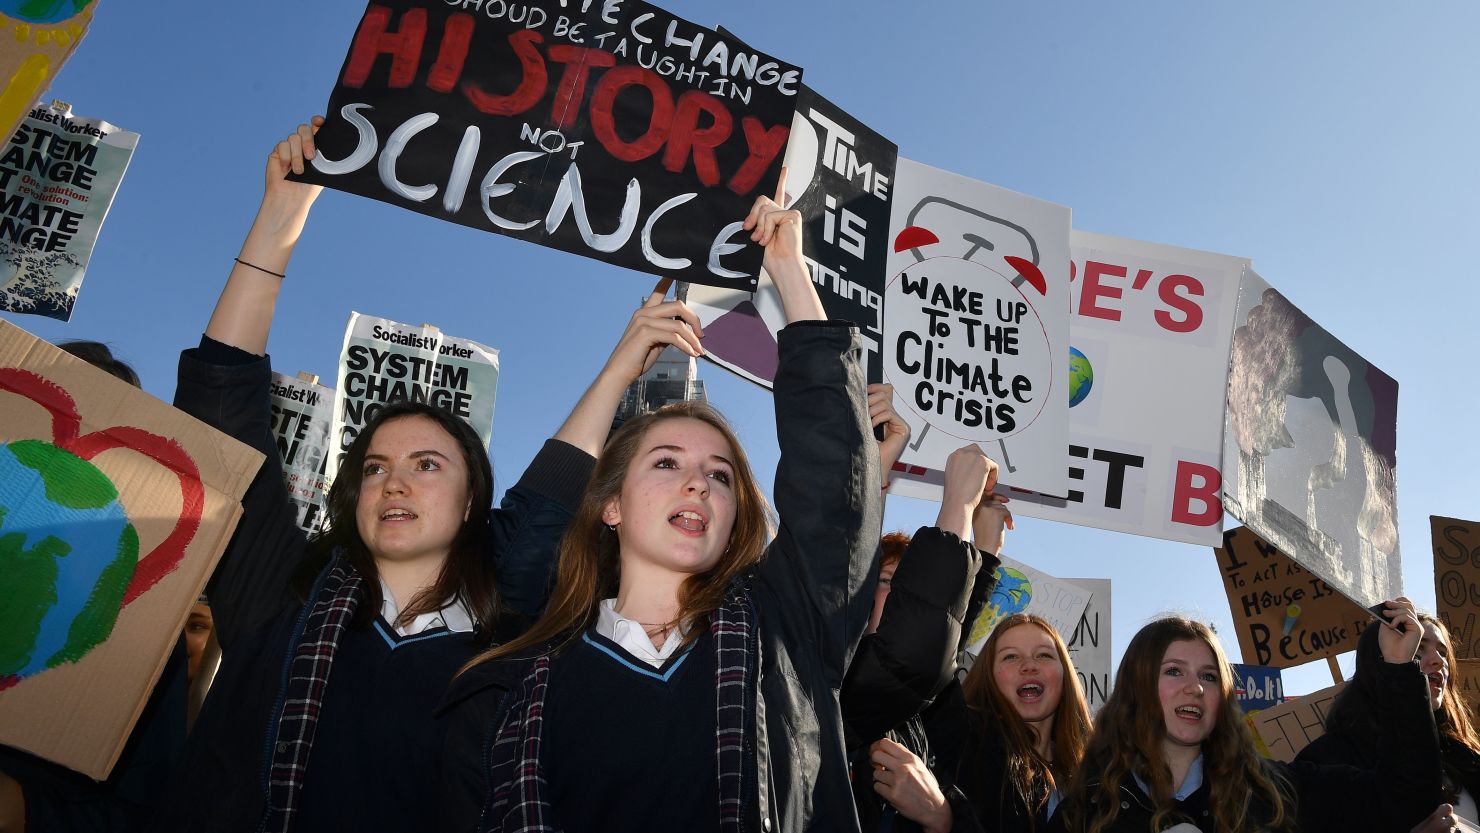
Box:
606, 523, 617, 531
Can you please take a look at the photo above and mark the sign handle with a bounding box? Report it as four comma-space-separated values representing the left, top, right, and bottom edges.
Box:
1326, 655, 1344, 684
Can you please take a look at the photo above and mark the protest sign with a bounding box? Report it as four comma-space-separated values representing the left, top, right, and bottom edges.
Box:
1065, 577, 1111, 713
0, 320, 262, 777
1, 101, 138, 320
1005, 232, 1245, 545
0, 4, 97, 140
270, 372, 334, 534
882, 158, 1070, 499
963, 554, 1091, 662
1215, 525, 1371, 669
1456, 660, 1480, 724
687, 83, 894, 386
1232, 663, 1284, 712
298, 0, 800, 289
328, 312, 499, 483
1248, 681, 1344, 762
1223, 272, 1401, 608
1433, 515, 1480, 660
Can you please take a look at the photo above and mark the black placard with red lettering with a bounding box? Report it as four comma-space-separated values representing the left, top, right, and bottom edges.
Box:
296, 0, 802, 288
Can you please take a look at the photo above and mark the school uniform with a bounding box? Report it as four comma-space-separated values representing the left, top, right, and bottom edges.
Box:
441, 321, 883, 833
148, 337, 591, 833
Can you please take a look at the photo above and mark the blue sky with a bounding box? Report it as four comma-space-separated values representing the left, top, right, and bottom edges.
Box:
10, 0, 1479, 694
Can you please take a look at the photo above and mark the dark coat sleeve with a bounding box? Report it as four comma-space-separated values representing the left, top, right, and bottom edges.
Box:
485, 438, 593, 621
840, 527, 991, 750
1284, 659, 1443, 833
173, 345, 305, 652
754, 321, 883, 687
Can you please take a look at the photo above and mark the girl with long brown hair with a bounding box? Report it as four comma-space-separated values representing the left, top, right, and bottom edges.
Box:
1056, 602, 1440, 833
1298, 612, 1480, 832
440, 184, 883, 833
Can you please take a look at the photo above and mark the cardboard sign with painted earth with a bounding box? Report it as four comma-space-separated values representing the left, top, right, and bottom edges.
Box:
884, 255, 1053, 443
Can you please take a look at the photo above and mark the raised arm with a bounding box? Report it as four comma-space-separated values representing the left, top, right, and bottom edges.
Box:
205, 117, 324, 354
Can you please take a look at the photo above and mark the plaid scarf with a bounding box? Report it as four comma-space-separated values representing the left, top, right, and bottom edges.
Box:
260, 558, 364, 833
482, 585, 756, 833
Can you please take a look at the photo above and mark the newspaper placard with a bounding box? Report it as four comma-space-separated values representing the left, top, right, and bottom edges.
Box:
1223, 271, 1401, 608
269, 372, 335, 534
688, 83, 894, 386
1, 102, 138, 320
296, 0, 800, 289
1005, 232, 1245, 545
1433, 515, 1480, 660
1065, 577, 1111, 713
963, 554, 1091, 661
1248, 681, 1344, 762
0, 320, 262, 777
883, 158, 1070, 499
328, 312, 499, 483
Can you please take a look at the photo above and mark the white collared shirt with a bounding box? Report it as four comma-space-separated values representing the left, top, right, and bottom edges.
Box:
378, 578, 475, 637
595, 599, 687, 668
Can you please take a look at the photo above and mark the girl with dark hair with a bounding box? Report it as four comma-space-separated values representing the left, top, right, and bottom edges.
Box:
1056, 602, 1440, 833
440, 180, 883, 832
151, 119, 695, 833
1298, 612, 1480, 832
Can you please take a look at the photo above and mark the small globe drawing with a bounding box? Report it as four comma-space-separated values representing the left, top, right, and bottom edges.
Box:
968, 566, 1034, 646
0, 439, 138, 683
0, 0, 94, 24
1069, 347, 1094, 407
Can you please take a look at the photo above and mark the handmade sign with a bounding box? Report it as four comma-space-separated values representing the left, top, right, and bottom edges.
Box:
1456, 660, 1480, 724
1232, 663, 1284, 712
1006, 232, 1245, 545
328, 312, 499, 482
882, 158, 1070, 499
297, 0, 800, 288
1223, 272, 1401, 608
1433, 515, 1480, 660
1248, 681, 1344, 762
269, 372, 334, 534
1, 101, 138, 320
1065, 577, 1111, 712
687, 82, 894, 386
0, 320, 262, 778
1215, 525, 1371, 669
963, 553, 1090, 662
0, 3, 98, 140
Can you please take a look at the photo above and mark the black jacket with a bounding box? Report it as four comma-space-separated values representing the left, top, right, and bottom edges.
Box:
1298, 619, 1480, 813
440, 321, 883, 833
840, 527, 993, 833
149, 343, 590, 833
1051, 660, 1441, 833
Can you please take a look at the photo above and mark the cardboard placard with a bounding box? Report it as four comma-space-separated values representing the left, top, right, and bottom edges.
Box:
688, 82, 895, 387
882, 158, 1071, 499
0, 4, 98, 141
1432, 515, 1480, 660
1248, 681, 1344, 763
269, 372, 334, 534
1005, 232, 1246, 545
1216, 526, 1371, 669
1455, 659, 1480, 726
963, 553, 1091, 662
328, 312, 499, 483
0, 320, 263, 778
1, 101, 138, 321
1065, 577, 1111, 713
297, 0, 800, 289
1222, 272, 1401, 608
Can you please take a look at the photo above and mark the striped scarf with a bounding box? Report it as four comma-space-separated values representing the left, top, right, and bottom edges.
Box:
482, 585, 756, 833
260, 558, 364, 833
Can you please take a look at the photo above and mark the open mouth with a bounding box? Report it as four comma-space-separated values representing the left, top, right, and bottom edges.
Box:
1427, 672, 1447, 692
1016, 682, 1044, 702
381, 508, 417, 521
1174, 705, 1203, 722
670, 509, 708, 533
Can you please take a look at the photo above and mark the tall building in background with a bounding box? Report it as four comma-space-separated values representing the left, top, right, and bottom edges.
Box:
616, 344, 707, 422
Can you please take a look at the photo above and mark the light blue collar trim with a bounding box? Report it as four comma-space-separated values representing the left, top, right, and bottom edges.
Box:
1133, 753, 1203, 802
581, 632, 693, 682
